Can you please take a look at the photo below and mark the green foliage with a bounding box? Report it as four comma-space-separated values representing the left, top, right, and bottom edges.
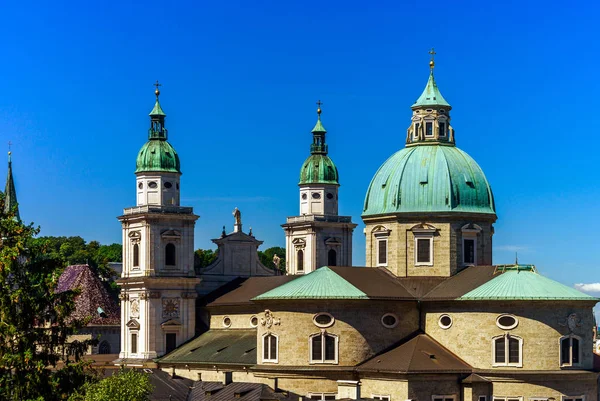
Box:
0, 194, 96, 401
258, 246, 286, 274
194, 248, 218, 271
73, 368, 153, 401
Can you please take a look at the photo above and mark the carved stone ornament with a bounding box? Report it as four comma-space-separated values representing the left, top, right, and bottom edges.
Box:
560, 313, 582, 333
118, 293, 129, 301
181, 291, 198, 299
130, 298, 140, 318
162, 298, 181, 319
260, 309, 281, 329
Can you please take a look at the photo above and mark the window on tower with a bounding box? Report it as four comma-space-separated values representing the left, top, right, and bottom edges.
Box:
377, 239, 387, 266
165, 243, 176, 266
133, 243, 140, 267
560, 335, 581, 367
439, 122, 446, 137
328, 249, 337, 266
425, 122, 433, 137
415, 237, 433, 265
131, 333, 138, 354
297, 249, 304, 272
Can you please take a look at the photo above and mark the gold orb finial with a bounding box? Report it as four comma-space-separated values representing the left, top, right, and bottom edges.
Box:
154, 80, 162, 98
429, 48, 436, 69
316, 99, 323, 116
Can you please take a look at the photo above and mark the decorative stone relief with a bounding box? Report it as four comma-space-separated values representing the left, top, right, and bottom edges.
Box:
162, 298, 180, 319
130, 298, 140, 318
118, 293, 129, 301
260, 309, 281, 329
560, 313, 582, 332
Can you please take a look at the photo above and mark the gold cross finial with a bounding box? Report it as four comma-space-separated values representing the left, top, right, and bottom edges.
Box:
154, 80, 162, 98
429, 48, 436, 69
316, 100, 323, 116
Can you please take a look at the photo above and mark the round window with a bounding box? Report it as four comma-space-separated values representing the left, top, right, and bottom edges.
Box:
313, 312, 334, 328
148, 181, 158, 189
438, 314, 452, 329
381, 313, 398, 328
326, 193, 334, 199
496, 314, 518, 330
250, 316, 258, 327
138, 182, 143, 189
223, 316, 232, 328
164, 182, 172, 189
301, 193, 307, 200
312, 193, 321, 199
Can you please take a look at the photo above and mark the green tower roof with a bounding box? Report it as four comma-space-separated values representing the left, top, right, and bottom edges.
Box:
253, 266, 368, 300
363, 144, 495, 217
459, 265, 598, 301
412, 69, 451, 109
4, 152, 19, 221
135, 86, 181, 174
299, 107, 339, 186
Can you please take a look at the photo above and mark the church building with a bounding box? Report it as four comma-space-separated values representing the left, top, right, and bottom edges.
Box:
115, 57, 600, 400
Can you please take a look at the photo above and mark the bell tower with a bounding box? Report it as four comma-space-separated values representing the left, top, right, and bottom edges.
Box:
282, 102, 357, 274
116, 83, 200, 366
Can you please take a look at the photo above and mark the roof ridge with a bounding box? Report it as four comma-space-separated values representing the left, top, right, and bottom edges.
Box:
356, 330, 422, 367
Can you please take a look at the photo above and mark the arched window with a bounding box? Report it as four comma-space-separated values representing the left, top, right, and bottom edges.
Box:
262, 333, 278, 363
98, 340, 111, 354
133, 243, 139, 267
297, 250, 304, 272
560, 335, 581, 367
328, 249, 337, 266
493, 334, 522, 367
165, 243, 176, 266
309, 332, 338, 363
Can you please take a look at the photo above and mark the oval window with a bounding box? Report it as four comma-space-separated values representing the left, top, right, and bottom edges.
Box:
148, 181, 158, 189
313, 312, 334, 328
326, 193, 334, 199
312, 193, 321, 199
138, 182, 143, 189
496, 314, 518, 330
250, 316, 258, 328
301, 193, 307, 200
223, 316, 232, 328
164, 182, 172, 189
438, 314, 452, 329
381, 313, 398, 328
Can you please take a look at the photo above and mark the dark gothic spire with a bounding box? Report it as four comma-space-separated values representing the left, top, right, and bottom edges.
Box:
4, 151, 20, 221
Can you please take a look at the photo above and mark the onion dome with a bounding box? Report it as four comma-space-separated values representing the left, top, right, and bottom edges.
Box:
298, 104, 339, 185
135, 83, 181, 174
363, 52, 495, 217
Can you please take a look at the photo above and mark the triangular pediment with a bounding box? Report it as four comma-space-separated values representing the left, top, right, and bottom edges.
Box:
161, 229, 181, 239
126, 319, 140, 329
161, 318, 182, 328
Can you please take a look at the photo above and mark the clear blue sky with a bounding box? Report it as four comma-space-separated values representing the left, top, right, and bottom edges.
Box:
2, 0, 600, 291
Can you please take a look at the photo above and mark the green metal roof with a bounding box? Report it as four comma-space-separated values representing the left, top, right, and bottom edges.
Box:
412, 70, 451, 109
149, 99, 166, 116
312, 118, 326, 133
299, 154, 339, 185
253, 266, 368, 300
135, 139, 181, 174
159, 329, 256, 365
363, 144, 495, 217
459, 265, 598, 301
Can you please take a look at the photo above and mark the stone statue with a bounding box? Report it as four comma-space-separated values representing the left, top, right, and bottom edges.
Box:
233, 207, 242, 226
273, 254, 281, 269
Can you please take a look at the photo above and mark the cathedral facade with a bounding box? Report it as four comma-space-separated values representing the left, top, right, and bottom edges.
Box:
115, 60, 600, 400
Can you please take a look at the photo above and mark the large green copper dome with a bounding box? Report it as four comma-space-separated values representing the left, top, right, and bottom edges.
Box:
299, 154, 339, 185
135, 140, 180, 174
362, 144, 495, 216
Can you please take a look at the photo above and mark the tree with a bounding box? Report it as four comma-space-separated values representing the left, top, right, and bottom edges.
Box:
0, 195, 95, 400
71, 368, 153, 401
194, 248, 218, 271
258, 246, 286, 274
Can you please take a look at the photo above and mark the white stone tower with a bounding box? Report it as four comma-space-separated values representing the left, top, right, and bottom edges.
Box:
282, 102, 357, 275
116, 83, 199, 366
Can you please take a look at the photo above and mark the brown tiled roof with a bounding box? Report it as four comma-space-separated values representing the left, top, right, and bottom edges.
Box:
461, 373, 490, 383
189, 381, 297, 401
208, 276, 297, 306
396, 277, 448, 298
328, 266, 416, 300
357, 333, 471, 374
420, 265, 498, 300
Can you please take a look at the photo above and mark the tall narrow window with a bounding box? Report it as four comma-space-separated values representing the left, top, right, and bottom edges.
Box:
415, 237, 433, 265
414, 123, 420, 139
560, 335, 581, 366
165, 243, 176, 266
493, 334, 522, 366
297, 250, 304, 272
425, 122, 433, 137
328, 249, 337, 266
463, 238, 476, 265
377, 239, 387, 266
133, 243, 139, 267
263, 333, 278, 363
310, 332, 338, 363
165, 333, 177, 354
131, 333, 138, 354
439, 122, 446, 137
